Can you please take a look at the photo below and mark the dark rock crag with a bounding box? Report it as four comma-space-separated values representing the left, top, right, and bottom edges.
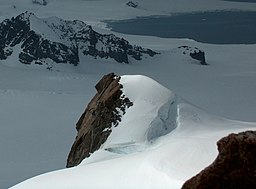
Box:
126, 1, 139, 8
66, 73, 133, 168
0, 12, 157, 68
178, 46, 207, 65
182, 130, 256, 189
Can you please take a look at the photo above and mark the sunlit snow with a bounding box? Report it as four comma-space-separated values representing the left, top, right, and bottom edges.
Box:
0, 0, 255, 188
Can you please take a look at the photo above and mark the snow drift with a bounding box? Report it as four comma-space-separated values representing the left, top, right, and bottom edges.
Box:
10, 74, 256, 189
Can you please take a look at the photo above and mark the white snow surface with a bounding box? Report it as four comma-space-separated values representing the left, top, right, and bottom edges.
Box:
29, 13, 91, 46
0, 0, 255, 188
10, 75, 256, 189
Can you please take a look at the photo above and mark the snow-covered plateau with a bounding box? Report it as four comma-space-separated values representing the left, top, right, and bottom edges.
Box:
0, 0, 255, 188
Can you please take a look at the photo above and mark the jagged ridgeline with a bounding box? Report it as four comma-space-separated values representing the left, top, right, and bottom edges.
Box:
0, 12, 157, 67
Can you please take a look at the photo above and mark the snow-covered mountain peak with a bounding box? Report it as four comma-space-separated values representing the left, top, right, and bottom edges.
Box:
66, 73, 179, 167
103, 75, 177, 146
121, 75, 173, 102
9, 73, 256, 189
16, 11, 90, 33
28, 13, 93, 46
1, 0, 256, 188
0, 12, 157, 68
16, 11, 35, 22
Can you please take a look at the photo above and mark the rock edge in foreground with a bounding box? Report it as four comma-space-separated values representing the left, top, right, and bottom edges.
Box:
182, 130, 256, 189
66, 73, 133, 168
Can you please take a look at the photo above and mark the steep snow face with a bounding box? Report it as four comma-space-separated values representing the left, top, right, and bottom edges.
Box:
10, 75, 256, 189
29, 13, 90, 46
103, 75, 177, 147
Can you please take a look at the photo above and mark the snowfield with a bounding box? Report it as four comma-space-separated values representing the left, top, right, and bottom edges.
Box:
10, 75, 256, 189
0, 0, 255, 188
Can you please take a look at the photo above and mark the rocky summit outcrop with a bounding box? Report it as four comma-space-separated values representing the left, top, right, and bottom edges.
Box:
66, 73, 133, 168
0, 12, 157, 69
178, 46, 207, 65
182, 130, 256, 189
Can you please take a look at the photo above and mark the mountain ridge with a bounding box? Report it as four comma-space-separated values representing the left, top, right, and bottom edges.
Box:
0, 12, 157, 69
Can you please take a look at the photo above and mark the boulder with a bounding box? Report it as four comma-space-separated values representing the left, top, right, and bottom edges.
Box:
182, 130, 256, 189
66, 73, 133, 167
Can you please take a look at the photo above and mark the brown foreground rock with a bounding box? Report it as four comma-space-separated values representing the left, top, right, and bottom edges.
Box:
66, 73, 133, 168
182, 130, 256, 189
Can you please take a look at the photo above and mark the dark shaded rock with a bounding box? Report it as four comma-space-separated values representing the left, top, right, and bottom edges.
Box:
32, 0, 48, 6
79, 32, 157, 64
0, 12, 79, 66
126, 1, 139, 8
178, 46, 207, 65
182, 130, 256, 189
190, 51, 206, 65
0, 12, 157, 67
66, 73, 133, 168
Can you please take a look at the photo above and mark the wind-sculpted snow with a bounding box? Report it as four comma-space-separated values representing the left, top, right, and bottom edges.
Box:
100, 75, 175, 147
9, 74, 256, 189
147, 97, 178, 141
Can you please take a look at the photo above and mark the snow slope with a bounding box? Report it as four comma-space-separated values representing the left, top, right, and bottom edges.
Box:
2, 27, 256, 189
0, 0, 256, 188
10, 75, 256, 189
0, 63, 98, 188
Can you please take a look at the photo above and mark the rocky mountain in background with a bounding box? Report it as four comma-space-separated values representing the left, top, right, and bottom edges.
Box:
178, 46, 207, 65
0, 12, 157, 69
66, 73, 133, 168
182, 130, 256, 189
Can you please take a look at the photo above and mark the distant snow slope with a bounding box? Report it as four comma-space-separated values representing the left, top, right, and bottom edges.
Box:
0, 63, 98, 188
10, 75, 256, 189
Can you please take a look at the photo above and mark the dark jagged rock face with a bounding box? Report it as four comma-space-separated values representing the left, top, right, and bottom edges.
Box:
189, 50, 206, 65
182, 130, 256, 189
0, 12, 157, 68
66, 73, 133, 168
178, 46, 207, 65
0, 12, 79, 66
126, 1, 139, 8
